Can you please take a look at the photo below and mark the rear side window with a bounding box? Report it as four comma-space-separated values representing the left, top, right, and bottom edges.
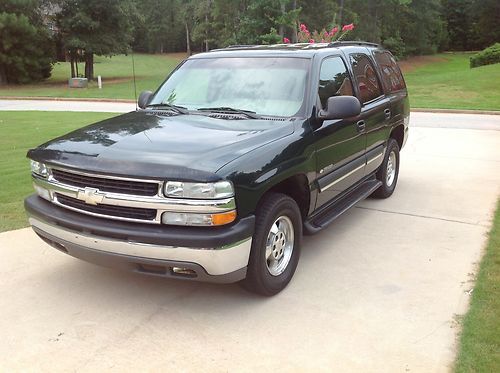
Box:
349, 54, 382, 104
318, 56, 353, 109
373, 51, 406, 93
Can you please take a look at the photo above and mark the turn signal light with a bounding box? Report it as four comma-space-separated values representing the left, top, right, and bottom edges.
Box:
211, 210, 237, 226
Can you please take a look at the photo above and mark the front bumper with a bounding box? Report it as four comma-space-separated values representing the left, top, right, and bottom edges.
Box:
25, 195, 255, 283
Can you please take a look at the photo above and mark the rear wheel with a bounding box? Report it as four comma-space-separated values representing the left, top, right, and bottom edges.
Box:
371, 138, 400, 199
242, 193, 302, 296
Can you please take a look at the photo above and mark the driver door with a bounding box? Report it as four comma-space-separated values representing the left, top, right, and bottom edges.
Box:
314, 55, 366, 209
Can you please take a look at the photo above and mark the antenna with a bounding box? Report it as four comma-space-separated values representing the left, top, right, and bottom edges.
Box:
131, 50, 138, 111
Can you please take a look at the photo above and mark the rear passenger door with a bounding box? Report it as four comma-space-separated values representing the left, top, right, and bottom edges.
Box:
348, 51, 390, 175
372, 49, 408, 138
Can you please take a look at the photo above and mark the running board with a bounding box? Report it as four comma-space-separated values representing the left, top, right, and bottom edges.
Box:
304, 179, 382, 234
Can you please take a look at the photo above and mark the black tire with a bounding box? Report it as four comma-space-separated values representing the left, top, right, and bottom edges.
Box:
371, 138, 400, 199
241, 193, 302, 296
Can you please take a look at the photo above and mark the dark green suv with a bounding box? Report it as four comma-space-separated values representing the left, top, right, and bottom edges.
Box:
25, 42, 409, 295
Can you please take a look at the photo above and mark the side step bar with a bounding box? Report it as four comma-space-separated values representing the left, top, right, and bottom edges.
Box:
304, 179, 382, 234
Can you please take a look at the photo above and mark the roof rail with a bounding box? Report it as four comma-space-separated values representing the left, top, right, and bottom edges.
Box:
210, 41, 381, 52
328, 41, 380, 48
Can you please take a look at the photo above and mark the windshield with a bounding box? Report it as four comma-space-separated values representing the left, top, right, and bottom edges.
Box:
149, 57, 310, 117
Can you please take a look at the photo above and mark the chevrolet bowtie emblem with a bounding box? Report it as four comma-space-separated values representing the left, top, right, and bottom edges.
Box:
76, 187, 105, 205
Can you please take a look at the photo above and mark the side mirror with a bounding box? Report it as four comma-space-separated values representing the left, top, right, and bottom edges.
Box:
138, 90, 153, 109
319, 96, 361, 120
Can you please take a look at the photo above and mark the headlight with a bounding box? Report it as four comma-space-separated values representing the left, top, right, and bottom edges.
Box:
164, 180, 234, 199
30, 160, 49, 178
161, 211, 236, 226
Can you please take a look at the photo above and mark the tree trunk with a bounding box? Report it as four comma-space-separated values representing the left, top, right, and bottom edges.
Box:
279, 1, 286, 37
338, 0, 344, 25
185, 22, 191, 56
90, 54, 94, 80
204, 12, 209, 52
70, 53, 75, 78
291, 0, 298, 43
84, 52, 94, 81
0, 64, 8, 86
204, 0, 211, 51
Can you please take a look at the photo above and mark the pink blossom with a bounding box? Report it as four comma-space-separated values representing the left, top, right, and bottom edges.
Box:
324, 31, 329, 38
283, 37, 290, 43
299, 23, 308, 32
342, 23, 354, 32
309, 39, 315, 44
330, 26, 338, 36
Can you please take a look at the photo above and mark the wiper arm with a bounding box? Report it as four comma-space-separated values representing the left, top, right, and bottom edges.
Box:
145, 103, 189, 115
197, 107, 261, 119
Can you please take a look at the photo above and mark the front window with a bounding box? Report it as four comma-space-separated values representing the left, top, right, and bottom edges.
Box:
149, 57, 310, 117
318, 56, 354, 109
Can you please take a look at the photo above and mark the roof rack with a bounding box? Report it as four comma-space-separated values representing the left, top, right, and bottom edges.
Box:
211, 41, 380, 52
224, 45, 256, 49
328, 41, 380, 48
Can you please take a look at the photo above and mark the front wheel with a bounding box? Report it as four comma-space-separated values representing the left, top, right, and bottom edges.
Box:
242, 193, 302, 296
371, 138, 400, 199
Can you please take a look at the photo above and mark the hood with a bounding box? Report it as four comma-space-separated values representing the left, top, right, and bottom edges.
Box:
28, 111, 294, 181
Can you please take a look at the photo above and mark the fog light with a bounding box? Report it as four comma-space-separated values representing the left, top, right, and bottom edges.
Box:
172, 267, 196, 277
161, 212, 212, 226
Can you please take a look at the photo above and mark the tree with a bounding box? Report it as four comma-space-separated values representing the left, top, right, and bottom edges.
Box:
0, 0, 54, 85
57, 0, 138, 80
442, 0, 474, 51
469, 0, 500, 49
133, 0, 185, 54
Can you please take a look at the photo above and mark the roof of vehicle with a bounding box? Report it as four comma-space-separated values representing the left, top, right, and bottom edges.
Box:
189, 41, 384, 60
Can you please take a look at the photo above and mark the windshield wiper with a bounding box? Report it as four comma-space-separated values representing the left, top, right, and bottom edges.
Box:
145, 103, 189, 115
196, 107, 261, 119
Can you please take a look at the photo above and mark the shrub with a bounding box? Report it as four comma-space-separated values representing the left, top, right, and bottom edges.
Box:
0, 12, 54, 84
470, 43, 500, 68
382, 35, 406, 59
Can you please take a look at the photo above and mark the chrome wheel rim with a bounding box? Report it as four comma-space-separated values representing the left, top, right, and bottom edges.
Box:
265, 216, 294, 276
386, 151, 396, 187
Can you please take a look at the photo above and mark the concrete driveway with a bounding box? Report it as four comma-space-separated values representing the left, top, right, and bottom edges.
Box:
1, 115, 499, 372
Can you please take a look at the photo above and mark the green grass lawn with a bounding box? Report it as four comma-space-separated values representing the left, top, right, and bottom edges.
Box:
0, 53, 184, 100
455, 200, 500, 372
0, 111, 117, 232
404, 53, 500, 111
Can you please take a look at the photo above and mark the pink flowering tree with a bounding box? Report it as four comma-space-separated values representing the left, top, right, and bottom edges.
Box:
284, 23, 355, 44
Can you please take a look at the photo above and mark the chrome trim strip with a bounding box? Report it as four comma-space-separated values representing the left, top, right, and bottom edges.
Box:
367, 153, 383, 165
29, 217, 252, 276
320, 164, 365, 192
33, 175, 236, 224
50, 166, 164, 184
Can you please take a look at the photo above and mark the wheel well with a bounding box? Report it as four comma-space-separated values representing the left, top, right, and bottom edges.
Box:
390, 125, 404, 149
267, 174, 310, 219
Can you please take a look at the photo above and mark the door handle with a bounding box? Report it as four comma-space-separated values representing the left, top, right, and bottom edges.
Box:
357, 120, 366, 132
384, 108, 391, 119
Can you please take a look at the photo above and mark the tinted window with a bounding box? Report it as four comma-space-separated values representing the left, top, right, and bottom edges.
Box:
350, 54, 382, 104
318, 56, 353, 109
150, 57, 309, 117
373, 51, 406, 92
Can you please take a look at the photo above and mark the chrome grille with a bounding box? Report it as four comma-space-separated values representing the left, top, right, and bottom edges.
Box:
52, 169, 159, 196
31, 166, 236, 224
56, 193, 157, 221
